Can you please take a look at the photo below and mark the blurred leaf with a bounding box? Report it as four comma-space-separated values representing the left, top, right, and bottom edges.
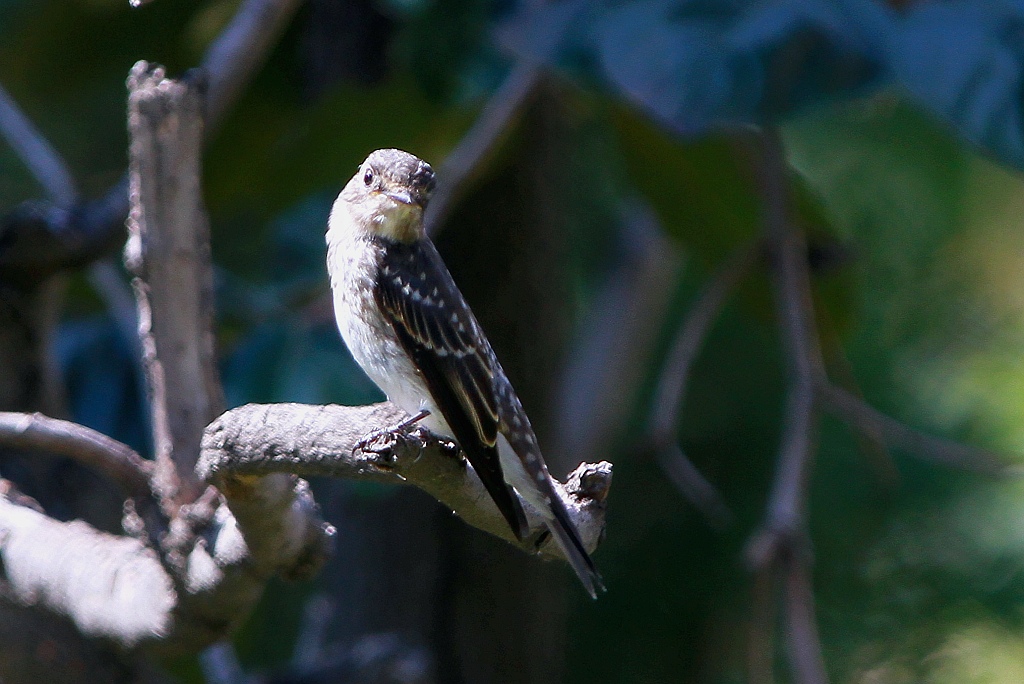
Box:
612, 103, 760, 263
613, 101, 835, 260
506, 0, 881, 135
205, 77, 470, 218
507, 0, 1024, 172
854, 0, 1024, 172
783, 99, 969, 355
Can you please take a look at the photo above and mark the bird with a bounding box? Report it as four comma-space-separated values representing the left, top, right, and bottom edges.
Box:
325, 148, 604, 598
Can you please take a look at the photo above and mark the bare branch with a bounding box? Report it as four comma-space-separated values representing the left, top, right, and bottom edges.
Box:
645, 241, 758, 527
0, 82, 78, 206
87, 259, 139, 354
747, 563, 779, 684
820, 383, 1017, 476
0, 486, 173, 647
424, 63, 541, 235
1, 0, 304, 278
783, 551, 829, 684
0, 412, 152, 497
201, 0, 305, 137
657, 443, 733, 530
649, 243, 759, 440
126, 64, 224, 507
197, 402, 610, 560
747, 130, 825, 569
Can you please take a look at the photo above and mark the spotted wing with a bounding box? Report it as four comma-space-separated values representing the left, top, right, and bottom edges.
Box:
374, 238, 528, 540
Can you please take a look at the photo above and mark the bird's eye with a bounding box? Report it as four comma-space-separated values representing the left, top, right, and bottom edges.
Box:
363, 169, 374, 186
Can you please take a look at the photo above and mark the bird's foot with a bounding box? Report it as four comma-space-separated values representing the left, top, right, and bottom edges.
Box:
353, 410, 433, 467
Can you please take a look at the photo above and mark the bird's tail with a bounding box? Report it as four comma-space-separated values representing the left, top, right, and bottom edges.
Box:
546, 494, 605, 599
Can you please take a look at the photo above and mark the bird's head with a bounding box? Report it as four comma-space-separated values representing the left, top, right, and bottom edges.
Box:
335, 149, 436, 243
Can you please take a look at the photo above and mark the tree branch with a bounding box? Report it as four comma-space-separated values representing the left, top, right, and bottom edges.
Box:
0, 0, 304, 278
553, 200, 684, 474
743, 129, 829, 684
126, 64, 225, 507
819, 383, 1017, 476
747, 130, 825, 569
783, 548, 829, 684
201, 0, 305, 138
424, 63, 540, 236
0, 412, 152, 497
0, 82, 78, 207
197, 402, 611, 560
0, 483, 173, 648
646, 241, 758, 527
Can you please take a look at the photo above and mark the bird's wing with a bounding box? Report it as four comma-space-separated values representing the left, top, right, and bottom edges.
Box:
374, 238, 528, 541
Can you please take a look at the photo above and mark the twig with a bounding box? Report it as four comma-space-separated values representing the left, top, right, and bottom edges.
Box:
424, 63, 541, 235
747, 130, 824, 568
816, 313, 899, 486
0, 82, 78, 206
646, 242, 759, 527
747, 562, 778, 684
201, 0, 306, 137
199, 642, 249, 684
0, 411, 152, 497
552, 200, 684, 474
783, 550, 829, 684
648, 243, 759, 439
87, 258, 143, 362
657, 444, 733, 530
820, 383, 1016, 476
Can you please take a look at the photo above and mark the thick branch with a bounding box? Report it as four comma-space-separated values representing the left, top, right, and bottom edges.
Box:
0, 485, 173, 648
126, 64, 224, 506
197, 402, 610, 560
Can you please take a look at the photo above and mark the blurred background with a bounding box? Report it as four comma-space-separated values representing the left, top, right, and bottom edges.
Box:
4, 0, 1024, 682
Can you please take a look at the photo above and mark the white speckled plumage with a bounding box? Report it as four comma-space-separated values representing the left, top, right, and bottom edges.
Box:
326, 149, 603, 598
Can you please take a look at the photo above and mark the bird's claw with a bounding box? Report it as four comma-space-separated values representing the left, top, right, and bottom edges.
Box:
352, 410, 433, 468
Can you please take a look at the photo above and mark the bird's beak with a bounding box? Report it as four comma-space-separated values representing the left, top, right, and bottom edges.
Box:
383, 190, 416, 206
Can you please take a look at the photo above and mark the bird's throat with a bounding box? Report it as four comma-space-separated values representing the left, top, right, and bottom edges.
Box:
372, 202, 423, 244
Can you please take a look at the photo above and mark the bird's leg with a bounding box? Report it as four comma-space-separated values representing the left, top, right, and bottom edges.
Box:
396, 409, 431, 430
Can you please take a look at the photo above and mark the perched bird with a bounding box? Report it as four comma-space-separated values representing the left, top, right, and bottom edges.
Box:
326, 148, 604, 598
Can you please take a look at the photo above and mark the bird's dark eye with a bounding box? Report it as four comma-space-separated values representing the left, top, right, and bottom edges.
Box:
363, 169, 374, 186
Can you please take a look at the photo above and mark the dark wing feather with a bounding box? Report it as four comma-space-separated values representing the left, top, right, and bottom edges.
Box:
375, 239, 528, 540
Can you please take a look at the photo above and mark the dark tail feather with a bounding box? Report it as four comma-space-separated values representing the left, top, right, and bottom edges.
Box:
547, 496, 605, 599
506, 483, 530, 541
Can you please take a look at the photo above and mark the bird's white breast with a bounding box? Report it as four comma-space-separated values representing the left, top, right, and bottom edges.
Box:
326, 208, 450, 436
